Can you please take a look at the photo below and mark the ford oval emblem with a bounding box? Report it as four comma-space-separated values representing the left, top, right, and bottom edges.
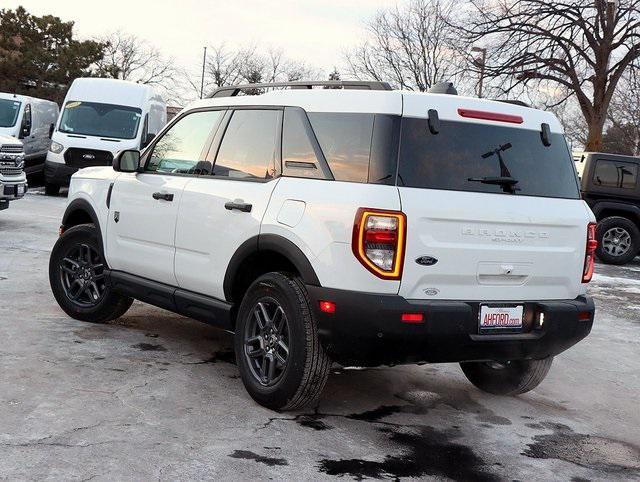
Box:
416, 256, 438, 266
82, 153, 95, 160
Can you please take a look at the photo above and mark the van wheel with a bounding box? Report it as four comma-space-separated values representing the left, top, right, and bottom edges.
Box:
49, 224, 132, 323
234, 272, 331, 411
596, 216, 639, 265
460, 357, 553, 395
44, 183, 60, 196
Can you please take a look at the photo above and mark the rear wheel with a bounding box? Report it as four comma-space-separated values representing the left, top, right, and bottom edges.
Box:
460, 357, 553, 395
234, 272, 331, 411
49, 224, 132, 323
596, 216, 640, 265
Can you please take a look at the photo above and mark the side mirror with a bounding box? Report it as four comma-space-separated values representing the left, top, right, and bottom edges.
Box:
48, 124, 55, 139
19, 124, 30, 139
113, 150, 141, 173
142, 133, 155, 149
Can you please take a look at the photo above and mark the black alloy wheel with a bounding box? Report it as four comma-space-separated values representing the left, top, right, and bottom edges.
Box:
243, 298, 291, 387
59, 242, 106, 307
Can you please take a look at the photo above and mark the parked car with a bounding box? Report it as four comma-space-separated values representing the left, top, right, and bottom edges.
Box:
578, 152, 640, 265
0, 92, 59, 177
44, 78, 166, 196
0, 135, 27, 211
49, 80, 596, 410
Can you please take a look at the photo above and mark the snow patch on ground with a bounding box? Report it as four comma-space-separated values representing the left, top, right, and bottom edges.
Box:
591, 273, 640, 286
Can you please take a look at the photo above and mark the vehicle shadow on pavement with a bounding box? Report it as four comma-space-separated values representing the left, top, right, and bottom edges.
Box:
59, 302, 640, 481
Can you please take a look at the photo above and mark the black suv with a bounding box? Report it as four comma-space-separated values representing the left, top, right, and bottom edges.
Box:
578, 152, 640, 265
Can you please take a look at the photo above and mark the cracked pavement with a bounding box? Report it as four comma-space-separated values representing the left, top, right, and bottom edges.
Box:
1, 192, 639, 481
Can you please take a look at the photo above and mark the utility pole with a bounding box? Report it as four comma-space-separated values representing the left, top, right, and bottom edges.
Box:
471, 47, 487, 98
200, 46, 207, 99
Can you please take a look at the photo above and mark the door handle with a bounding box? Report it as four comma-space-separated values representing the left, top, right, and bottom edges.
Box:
224, 201, 252, 213
152, 192, 174, 201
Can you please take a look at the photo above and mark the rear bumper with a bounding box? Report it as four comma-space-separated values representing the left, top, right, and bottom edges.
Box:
306, 286, 594, 366
44, 160, 76, 187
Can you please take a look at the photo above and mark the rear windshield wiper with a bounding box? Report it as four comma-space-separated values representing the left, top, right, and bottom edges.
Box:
468, 176, 519, 193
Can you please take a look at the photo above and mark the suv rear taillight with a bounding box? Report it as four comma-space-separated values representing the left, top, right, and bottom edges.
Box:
352, 208, 406, 280
582, 223, 598, 283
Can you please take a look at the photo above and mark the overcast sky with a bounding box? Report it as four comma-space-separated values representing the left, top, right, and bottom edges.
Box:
6, 0, 397, 77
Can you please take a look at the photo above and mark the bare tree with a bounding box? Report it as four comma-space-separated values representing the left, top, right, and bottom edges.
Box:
192, 43, 319, 98
459, 0, 640, 151
96, 31, 177, 89
344, 0, 465, 91
606, 65, 640, 154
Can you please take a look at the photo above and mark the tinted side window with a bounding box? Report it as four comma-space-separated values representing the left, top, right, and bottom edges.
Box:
213, 109, 281, 180
282, 107, 329, 180
593, 160, 638, 189
147, 110, 223, 174
308, 113, 374, 183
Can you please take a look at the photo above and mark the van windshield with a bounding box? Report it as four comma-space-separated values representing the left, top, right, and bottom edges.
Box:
59, 101, 142, 139
0, 99, 22, 128
398, 118, 580, 199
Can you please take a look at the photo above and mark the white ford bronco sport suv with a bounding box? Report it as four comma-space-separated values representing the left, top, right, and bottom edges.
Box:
49, 81, 596, 410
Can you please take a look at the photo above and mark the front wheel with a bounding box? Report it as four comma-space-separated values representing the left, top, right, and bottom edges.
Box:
234, 272, 331, 411
49, 224, 133, 323
44, 183, 60, 196
460, 357, 553, 395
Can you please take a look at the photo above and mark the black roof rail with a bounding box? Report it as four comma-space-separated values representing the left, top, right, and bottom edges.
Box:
210, 80, 393, 98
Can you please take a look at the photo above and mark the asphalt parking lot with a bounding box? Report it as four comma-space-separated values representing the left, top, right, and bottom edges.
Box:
1, 191, 639, 481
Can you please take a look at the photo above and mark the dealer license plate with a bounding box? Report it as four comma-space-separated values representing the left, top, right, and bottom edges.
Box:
479, 305, 523, 333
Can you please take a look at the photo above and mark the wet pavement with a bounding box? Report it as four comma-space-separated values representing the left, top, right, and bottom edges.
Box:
0, 191, 639, 481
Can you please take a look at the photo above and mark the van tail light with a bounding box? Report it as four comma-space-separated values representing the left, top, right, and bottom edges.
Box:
582, 223, 598, 283
352, 208, 406, 280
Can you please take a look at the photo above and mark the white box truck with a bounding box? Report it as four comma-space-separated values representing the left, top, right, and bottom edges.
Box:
45, 78, 166, 195
0, 93, 59, 176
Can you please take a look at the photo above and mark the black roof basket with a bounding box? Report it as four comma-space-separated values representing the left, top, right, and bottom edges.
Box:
210, 80, 393, 98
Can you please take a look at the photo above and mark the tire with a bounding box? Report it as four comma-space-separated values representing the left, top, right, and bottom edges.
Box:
460, 357, 553, 396
44, 183, 60, 196
234, 272, 331, 411
596, 216, 640, 265
49, 224, 133, 323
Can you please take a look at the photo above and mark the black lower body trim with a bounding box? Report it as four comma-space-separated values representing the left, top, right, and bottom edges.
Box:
107, 270, 233, 330
306, 285, 595, 367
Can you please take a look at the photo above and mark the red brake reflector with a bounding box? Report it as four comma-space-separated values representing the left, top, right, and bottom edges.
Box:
578, 311, 591, 321
401, 313, 424, 324
458, 108, 524, 124
319, 301, 336, 314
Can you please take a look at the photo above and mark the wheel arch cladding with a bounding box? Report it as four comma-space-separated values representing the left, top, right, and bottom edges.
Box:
593, 201, 640, 225
223, 234, 321, 303
61, 199, 104, 250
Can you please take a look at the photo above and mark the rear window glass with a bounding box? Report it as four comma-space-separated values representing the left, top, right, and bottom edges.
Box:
308, 113, 374, 183
593, 160, 638, 189
398, 118, 580, 199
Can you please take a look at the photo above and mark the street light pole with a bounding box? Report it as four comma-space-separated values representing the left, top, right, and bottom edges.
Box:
472, 47, 487, 98
200, 46, 207, 99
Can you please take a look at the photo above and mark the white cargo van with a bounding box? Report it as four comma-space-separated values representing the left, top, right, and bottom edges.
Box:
0, 93, 59, 176
45, 78, 166, 195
